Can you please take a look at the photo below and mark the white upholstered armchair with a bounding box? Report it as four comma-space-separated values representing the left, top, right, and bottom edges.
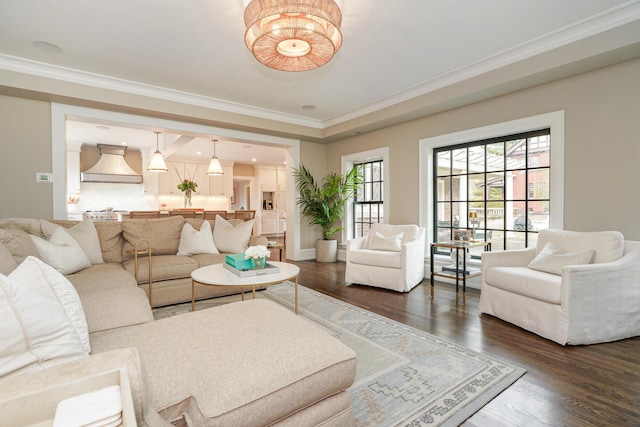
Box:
480, 228, 640, 345
345, 224, 426, 292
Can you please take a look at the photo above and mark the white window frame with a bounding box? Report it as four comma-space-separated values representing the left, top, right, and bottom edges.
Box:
342, 147, 390, 242
419, 111, 564, 246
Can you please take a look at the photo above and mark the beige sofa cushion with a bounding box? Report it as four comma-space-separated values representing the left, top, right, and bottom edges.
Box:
122, 217, 184, 261
90, 299, 356, 426
123, 255, 199, 284
93, 222, 124, 264
190, 253, 228, 267
0, 228, 40, 264
66, 264, 153, 333
0, 243, 18, 275
0, 218, 42, 236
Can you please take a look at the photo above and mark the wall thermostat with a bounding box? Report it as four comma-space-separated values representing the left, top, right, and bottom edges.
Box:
36, 172, 53, 183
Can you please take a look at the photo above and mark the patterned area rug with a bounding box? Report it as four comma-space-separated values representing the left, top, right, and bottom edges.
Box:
153, 283, 526, 426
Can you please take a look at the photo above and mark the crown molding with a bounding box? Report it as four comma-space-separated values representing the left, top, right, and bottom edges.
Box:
1, 2, 638, 132
0, 53, 324, 130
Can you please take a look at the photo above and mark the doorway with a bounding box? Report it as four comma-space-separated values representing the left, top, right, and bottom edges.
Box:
232, 177, 253, 211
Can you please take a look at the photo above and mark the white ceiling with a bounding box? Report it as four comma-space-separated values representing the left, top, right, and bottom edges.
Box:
2, 0, 640, 159
65, 119, 289, 165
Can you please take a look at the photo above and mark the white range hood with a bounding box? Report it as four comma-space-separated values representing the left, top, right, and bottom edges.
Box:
81, 144, 143, 184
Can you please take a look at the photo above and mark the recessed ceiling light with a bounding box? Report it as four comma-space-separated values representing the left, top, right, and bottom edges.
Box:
32, 40, 63, 54
120, 142, 127, 146
252, 158, 257, 162
301, 105, 316, 110
196, 151, 202, 155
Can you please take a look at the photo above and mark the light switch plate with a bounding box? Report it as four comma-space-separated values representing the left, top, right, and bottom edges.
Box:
36, 172, 53, 183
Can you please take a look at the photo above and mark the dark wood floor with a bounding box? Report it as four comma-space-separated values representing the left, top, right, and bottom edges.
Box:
290, 260, 640, 427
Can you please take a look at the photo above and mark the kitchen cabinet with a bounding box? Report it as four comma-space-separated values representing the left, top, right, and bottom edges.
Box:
277, 192, 287, 234
261, 211, 277, 235
185, 162, 209, 195
260, 168, 277, 192
260, 166, 286, 192
67, 151, 81, 195
276, 166, 286, 192
159, 161, 227, 196
158, 161, 182, 195
256, 166, 287, 235
209, 164, 233, 197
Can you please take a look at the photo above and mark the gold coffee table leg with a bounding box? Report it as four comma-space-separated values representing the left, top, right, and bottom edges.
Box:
295, 276, 299, 314
192, 279, 195, 311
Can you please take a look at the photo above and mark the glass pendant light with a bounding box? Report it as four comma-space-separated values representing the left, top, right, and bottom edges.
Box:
207, 139, 224, 175
147, 131, 168, 172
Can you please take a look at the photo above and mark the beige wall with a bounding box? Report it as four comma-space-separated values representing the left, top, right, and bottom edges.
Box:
326, 57, 640, 241
1, 58, 639, 242
0, 95, 53, 219
233, 163, 255, 177
297, 140, 328, 249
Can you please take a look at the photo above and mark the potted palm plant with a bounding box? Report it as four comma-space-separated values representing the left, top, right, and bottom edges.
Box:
293, 164, 363, 262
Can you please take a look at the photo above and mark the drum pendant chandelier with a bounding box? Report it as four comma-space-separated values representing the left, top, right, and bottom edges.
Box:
244, 0, 343, 72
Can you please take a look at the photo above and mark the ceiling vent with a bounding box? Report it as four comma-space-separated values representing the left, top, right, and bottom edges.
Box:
81, 144, 143, 184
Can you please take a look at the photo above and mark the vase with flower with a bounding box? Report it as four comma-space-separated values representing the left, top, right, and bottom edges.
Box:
245, 245, 270, 269
175, 165, 199, 208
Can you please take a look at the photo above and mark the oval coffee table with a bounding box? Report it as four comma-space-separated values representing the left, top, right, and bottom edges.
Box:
191, 261, 300, 313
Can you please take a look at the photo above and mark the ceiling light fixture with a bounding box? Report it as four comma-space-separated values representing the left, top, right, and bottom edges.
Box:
207, 139, 224, 176
148, 131, 168, 172
244, 0, 342, 72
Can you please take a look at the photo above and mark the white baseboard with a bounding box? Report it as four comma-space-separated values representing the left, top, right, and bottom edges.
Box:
297, 248, 316, 261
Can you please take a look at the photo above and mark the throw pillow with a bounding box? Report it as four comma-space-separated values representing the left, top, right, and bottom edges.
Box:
121, 216, 184, 260
0, 273, 86, 380
213, 215, 255, 254
0, 228, 40, 264
10, 256, 90, 354
0, 218, 42, 236
41, 220, 105, 265
527, 242, 594, 275
30, 227, 92, 275
0, 243, 18, 275
93, 222, 124, 264
369, 231, 404, 252
177, 221, 219, 256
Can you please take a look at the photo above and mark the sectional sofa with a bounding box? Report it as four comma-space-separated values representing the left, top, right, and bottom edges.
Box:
0, 217, 357, 425
67, 215, 268, 308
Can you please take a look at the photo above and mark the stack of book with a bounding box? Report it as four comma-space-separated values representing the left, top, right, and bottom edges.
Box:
442, 264, 480, 275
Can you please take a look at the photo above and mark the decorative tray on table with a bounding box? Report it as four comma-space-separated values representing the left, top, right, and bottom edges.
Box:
223, 262, 280, 277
